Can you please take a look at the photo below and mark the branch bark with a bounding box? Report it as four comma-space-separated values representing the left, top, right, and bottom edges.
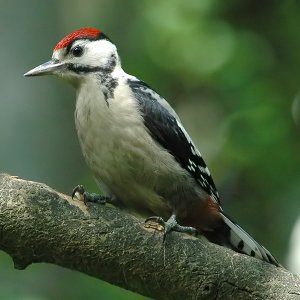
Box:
0, 173, 299, 299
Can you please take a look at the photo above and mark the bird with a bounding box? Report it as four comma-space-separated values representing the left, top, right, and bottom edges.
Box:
24, 27, 279, 266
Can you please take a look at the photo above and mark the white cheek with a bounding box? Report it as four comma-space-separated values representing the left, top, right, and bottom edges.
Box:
79, 40, 117, 67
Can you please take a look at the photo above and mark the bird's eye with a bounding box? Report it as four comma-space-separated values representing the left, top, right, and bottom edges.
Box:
72, 46, 84, 57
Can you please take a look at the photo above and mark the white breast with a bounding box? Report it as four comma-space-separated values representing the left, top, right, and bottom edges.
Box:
75, 72, 187, 216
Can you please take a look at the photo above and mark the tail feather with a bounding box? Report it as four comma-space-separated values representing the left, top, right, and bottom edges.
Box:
219, 212, 279, 266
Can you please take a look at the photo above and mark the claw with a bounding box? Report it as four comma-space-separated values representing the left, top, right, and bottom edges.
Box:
72, 184, 85, 200
144, 216, 165, 231
164, 214, 198, 238
71, 185, 109, 206
144, 214, 197, 240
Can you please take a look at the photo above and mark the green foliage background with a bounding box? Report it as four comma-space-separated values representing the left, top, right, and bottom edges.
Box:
0, 0, 299, 299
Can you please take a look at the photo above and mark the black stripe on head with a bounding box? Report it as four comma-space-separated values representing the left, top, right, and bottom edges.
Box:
66, 63, 104, 74
99, 32, 113, 43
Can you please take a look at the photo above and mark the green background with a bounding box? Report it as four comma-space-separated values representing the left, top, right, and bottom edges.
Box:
1, 0, 299, 299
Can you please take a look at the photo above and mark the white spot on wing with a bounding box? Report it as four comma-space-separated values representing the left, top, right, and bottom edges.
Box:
191, 146, 197, 156
205, 167, 210, 175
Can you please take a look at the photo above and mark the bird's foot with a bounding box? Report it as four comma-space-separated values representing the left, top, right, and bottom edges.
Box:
144, 216, 166, 232
72, 184, 110, 206
144, 214, 197, 240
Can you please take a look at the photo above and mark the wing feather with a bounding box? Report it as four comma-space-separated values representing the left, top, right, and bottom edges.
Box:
128, 79, 219, 203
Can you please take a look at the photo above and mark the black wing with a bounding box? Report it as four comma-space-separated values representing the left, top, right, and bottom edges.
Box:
128, 79, 220, 203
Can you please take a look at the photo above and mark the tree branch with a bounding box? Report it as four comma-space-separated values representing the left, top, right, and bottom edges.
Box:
0, 173, 299, 299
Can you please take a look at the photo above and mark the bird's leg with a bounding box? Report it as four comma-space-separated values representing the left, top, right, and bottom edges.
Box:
145, 214, 197, 240
72, 184, 112, 206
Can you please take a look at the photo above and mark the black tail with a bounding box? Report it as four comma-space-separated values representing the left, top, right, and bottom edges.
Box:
205, 212, 279, 266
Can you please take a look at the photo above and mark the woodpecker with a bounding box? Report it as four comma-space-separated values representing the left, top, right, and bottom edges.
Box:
25, 28, 279, 266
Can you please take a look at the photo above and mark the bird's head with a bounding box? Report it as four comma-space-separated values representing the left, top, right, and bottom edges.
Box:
24, 28, 119, 85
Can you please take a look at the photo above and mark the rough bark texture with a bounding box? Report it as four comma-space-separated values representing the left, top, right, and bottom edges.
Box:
0, 173, 299, 299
